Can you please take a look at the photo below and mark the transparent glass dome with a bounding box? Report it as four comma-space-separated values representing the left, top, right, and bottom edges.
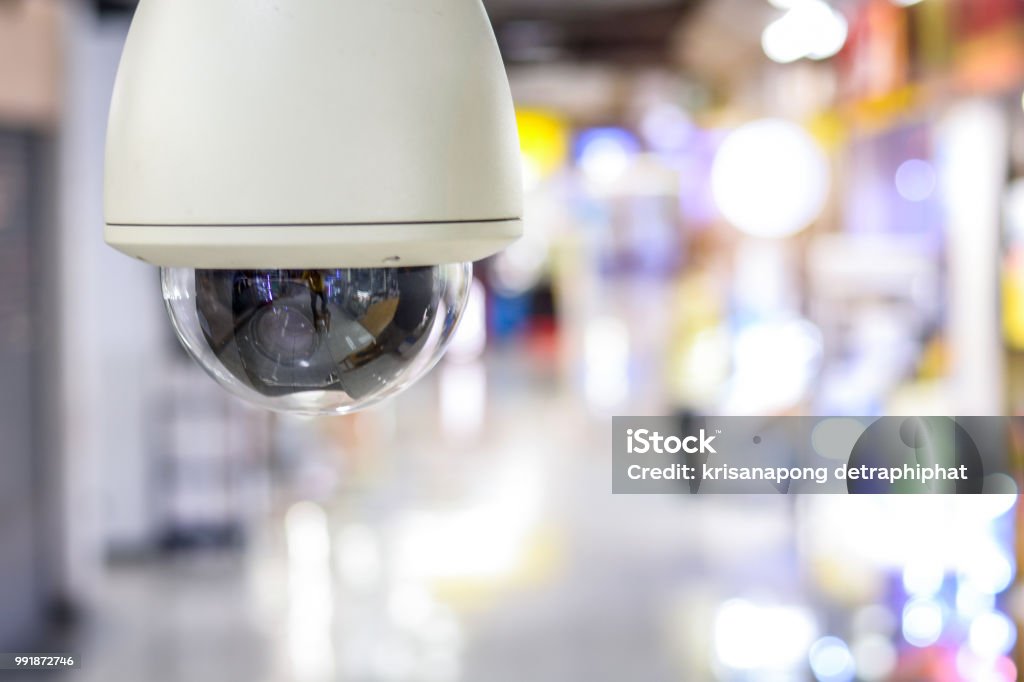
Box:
163, 264, 472, 415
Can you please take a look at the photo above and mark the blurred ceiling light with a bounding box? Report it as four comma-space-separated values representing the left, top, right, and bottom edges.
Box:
714, 600, 817, 672
762, 0, 848, 64
894, 159, 938, 202
891, 0, 925, 6
711, 119, 830, 239
576, 127, 640, 188
808, 637, 856, 682
902, 598, 944, 647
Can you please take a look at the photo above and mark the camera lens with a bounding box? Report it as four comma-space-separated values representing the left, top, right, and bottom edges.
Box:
252, 306, 319, 365
163, 265, 472, 415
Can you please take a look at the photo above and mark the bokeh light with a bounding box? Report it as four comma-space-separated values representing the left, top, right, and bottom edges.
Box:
714, 600, 818, 672
641, 102, 694, 154
517, 109, 570, 182
957, 540, 1015, 595
575, 127, 640, 188
894, 159, 938, 202
808, 636, 856, 682
851, 635, 897, 681
762, 0, 849, 64
902, 597, 944, 647
969, 611, 1017, 659
711, 119, 831, 238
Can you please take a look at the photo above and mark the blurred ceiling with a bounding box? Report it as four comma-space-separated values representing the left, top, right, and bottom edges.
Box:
486, 0, 699, 65
93, 0, 136, 17
93, 0, 701, 66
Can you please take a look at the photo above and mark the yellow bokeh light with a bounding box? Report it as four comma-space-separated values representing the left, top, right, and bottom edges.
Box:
516, 109, 570, 179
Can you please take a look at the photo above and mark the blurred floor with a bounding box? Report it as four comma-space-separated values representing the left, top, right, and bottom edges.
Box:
26, 352, 803, 682
23, 345, 1011, 682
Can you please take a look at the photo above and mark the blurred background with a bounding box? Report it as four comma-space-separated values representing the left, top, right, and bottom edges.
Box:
1, 0, 1023, 679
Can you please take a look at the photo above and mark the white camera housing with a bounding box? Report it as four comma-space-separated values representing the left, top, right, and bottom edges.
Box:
104, 0, 523, 414
105, 0, 523, 268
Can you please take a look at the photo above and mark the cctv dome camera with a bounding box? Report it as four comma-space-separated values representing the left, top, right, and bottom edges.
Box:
104, 0, 523, 415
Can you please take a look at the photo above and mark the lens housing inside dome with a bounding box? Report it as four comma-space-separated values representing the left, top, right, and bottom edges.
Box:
163, 264, 471, 415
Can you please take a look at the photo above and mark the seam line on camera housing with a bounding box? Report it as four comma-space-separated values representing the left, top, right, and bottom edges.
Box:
107, 218, 522, 227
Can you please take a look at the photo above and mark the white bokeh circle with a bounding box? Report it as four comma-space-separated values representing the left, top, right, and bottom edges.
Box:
711, 119, 831, 239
